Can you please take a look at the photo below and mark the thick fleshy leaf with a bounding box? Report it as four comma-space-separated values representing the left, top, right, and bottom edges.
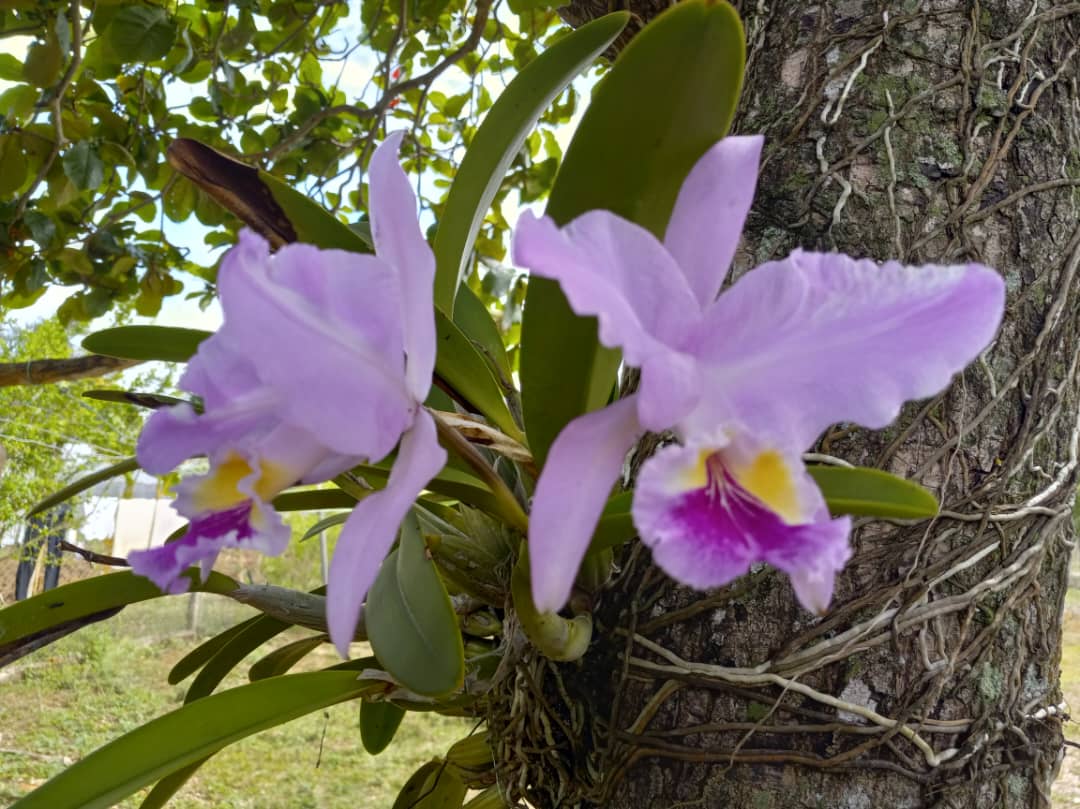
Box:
519, 0, 746, 466
185, 614, 291, 702
356, 461, 501, 517
431, 11, 628, 312
0, 572, 236, 666
369, 131, 437, 401
365, 510, 465, 697
808, 465, 939, 519
9, 671, 379, 809
248, 635, 327, 680
360, 700, 407, 755
664, 135, 763, 306
81, 390, 187, 410
528, 396, 641, 612
589, 491, 636, 553
168, 615, 263, 684
685, 252, 1006, 449
392, 761, 447, 809
262, 170, 373, 252
327, 411, 447, 655
434, 310, 524, 443
82, 325, 211, 363
138, 759, 206, 809
272, 488, 358, 511
452, 284, 512, 381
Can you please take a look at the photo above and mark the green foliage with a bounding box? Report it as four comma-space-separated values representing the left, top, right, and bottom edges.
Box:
0, 318, 169, 537
366, 512, 465, 698
430, 11, 627, 312
519, 0, 747, 465
0, 571, 235, 660
0, 0, 570, 320
10, 670, 381, 809
0, 610, 468, 808
360, 700, 407, 755
807, 465, 940, 519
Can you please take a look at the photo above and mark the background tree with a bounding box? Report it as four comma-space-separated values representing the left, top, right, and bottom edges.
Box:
0, 317, 167, 538
0, 0, 564, 328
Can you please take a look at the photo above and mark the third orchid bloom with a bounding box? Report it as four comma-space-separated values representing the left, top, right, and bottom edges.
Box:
515, 135, 1006, 615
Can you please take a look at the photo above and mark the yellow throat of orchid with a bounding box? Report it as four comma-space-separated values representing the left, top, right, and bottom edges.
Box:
683, 446, 804, 525
189, 453, 290, 513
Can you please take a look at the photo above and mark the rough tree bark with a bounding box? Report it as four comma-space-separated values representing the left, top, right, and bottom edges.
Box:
490, 2, 1080, 807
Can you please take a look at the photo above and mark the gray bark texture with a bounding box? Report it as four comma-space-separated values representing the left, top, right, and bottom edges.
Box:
489, 1, 1080, 807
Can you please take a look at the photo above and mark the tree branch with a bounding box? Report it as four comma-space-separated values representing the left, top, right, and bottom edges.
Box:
0, 356, 143, 387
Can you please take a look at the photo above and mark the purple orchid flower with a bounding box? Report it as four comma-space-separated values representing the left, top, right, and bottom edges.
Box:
514, 135, 1005, 615
129, 132, 446, 655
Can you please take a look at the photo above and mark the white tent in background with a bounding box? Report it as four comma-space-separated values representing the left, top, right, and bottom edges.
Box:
79, 471, 186, 558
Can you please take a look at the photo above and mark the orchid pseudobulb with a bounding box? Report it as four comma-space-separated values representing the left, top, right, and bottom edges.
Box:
129, 132, 446, 656
515, 135, 1005, 614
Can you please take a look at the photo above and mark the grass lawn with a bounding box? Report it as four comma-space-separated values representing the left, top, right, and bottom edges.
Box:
0, 595, 470, 808
5, 577, 1080, 806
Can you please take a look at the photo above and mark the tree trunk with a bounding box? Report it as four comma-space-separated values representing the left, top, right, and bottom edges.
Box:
493, 2, 1080, 807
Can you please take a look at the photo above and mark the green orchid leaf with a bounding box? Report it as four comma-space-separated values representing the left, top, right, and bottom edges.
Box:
452, 284, 513, 382
366, 511, 465, 697
300, 512, 351, 542
356, 461, 501, 519
519, 0, 746, 466
248, 635, 328, 681
10, 671, 378, 809
808, 465, 939, 519
590, 491, 636, 553
271, 488, 358, 512
434, 311, 523, 443
0, 571, 236, 665
27, 456, 139, 517
360, 700, 407, 755
183, 614, 292, 702
260, 169, 373, 252
169, 616, 263, 684
138, 760, 207, 809
431, 12, 628, 311
82, 325, 211, 363
392, 760, 467, 809
81, 390, 188, 410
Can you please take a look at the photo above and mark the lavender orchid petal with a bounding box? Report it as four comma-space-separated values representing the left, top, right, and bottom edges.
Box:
515, 210, 701, 355
768, 513, 852, 614
369, 131, 437, 401
127, 442, 300, 595
129, 501, 289, 594
684, 251, 1005, 448
135, 393, 277, 475
528, 396, 642, 613
664, 135, 764, 306
514, 210, 703, 428
326, 409, 446, 656
217, 231, 414, 459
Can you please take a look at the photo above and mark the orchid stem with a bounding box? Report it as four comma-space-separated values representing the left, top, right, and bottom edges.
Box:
429, 409, 530, 533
